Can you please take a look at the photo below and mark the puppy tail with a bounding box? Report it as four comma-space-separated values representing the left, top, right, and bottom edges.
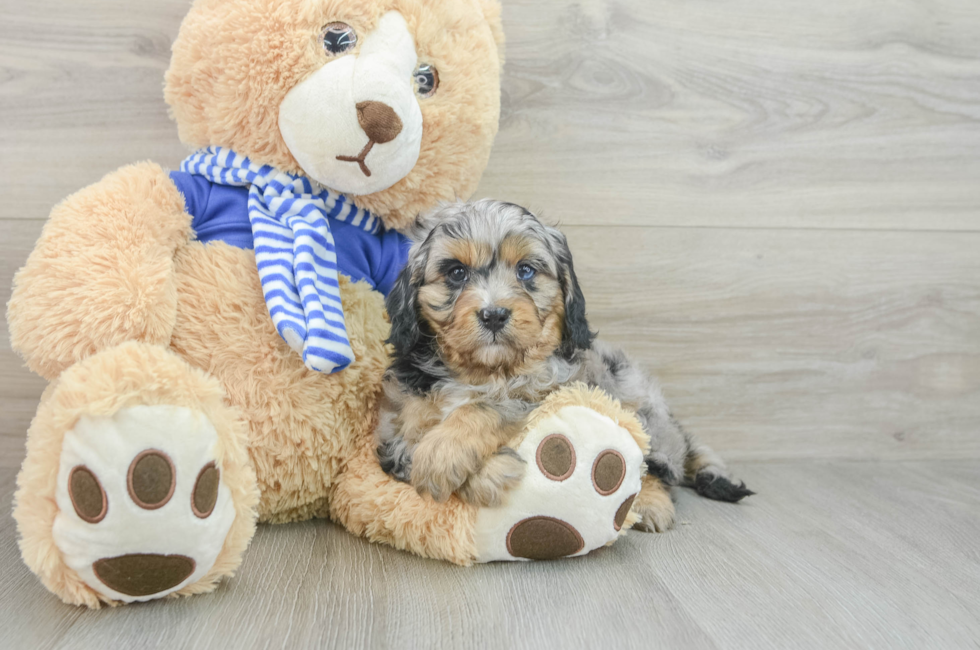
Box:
683, 438, 755, 503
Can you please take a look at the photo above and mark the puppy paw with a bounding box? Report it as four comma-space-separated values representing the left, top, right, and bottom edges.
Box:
694, 471, 755, 503
457, 448, 527, 507
631, 475, 676, 533
410, 437, 482, 502
376, 437, 413, 483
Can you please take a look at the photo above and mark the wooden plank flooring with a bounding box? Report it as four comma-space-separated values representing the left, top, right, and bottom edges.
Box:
2, 461, 979, 650
2, 0, 979, 647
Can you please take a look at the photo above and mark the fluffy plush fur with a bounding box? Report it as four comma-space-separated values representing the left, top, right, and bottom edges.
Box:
7, 0, 724, 608
8, 0, 507, 607
376, 200, 754, 525
8, 163, 191, 381
13, 342, 259, 608
165, 0, 503, 230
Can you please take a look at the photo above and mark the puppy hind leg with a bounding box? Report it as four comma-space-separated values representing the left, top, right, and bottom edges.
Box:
632, 475, 676, 533
684, 434, 754, 503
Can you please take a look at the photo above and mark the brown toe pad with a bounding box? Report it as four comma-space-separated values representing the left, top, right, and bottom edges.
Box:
506, 516, 585, 560
592, 450, 626, 495
93, 553, 195, 597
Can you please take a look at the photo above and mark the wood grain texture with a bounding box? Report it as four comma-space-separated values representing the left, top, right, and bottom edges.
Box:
565, 225, 980, 461
2, 218, 977, 463
1, 0, 979, 229
476, 0, 980, 230
2, 0, 980, 646
2, 461, 979, 649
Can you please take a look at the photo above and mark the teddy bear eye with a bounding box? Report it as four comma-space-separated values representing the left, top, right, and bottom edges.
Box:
323, 22, 357, 56
414, 64, 439, 97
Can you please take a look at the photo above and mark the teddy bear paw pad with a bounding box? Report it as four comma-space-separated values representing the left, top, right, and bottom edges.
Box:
52, 405, 237, 602
473, 405, 645, 562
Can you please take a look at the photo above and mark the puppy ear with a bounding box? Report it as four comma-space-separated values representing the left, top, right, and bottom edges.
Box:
385, 265, 422, 358
548, 227, 595, 358
386, 222, 438, 357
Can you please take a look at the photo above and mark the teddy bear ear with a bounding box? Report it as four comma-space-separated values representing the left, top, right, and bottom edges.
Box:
476, 0, 506, 65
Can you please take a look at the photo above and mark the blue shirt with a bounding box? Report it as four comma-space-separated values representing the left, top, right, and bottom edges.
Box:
170, 171, 411, 297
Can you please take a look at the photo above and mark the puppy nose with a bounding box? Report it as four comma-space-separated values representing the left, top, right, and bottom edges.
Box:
478, 307, 511, 333
355, 101, 403, 144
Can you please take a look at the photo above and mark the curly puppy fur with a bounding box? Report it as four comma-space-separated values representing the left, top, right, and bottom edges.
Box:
375, 200, 753, 529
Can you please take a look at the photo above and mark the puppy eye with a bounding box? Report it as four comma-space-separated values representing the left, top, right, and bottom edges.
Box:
414, 64, 439, 97
517, 263, 537, 281
447, 265, 468, 283
323, 22, 357, 55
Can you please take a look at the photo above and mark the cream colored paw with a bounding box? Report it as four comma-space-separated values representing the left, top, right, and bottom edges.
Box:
473, 404, 646, 562
53, 405, 237, 602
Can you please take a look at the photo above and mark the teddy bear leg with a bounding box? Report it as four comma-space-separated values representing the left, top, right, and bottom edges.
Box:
13, 342, 259, 607
472, 385, 651, 562
329, 436, 480, 565
333, 384, 651, 565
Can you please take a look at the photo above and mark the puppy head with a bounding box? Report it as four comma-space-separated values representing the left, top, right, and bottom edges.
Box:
386, 200, 593, 380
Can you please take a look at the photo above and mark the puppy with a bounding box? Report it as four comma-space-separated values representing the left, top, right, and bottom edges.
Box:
375, 199, 752, 531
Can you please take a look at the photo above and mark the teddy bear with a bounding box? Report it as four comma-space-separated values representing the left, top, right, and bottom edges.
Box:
7, 0, 650, 608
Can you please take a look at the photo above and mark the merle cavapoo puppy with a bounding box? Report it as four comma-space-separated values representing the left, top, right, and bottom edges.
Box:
375, 199, 752, 531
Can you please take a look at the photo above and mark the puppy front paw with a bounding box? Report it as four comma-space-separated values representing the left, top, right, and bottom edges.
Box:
410, 437, 482, 502
377, 436, 413, 483
457, 447, 527, 507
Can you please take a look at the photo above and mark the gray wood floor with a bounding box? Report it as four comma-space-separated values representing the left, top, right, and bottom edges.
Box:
2, 0, 979, 648
2, 461, 980, 650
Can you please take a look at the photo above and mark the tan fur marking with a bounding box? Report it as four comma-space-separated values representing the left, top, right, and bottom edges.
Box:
456, 451, 526, 507
411, 403, 520, 503
498, 234, 536, 267
632, 475, 676, 533
392, 391, 444, 446
444, 238, 493, 270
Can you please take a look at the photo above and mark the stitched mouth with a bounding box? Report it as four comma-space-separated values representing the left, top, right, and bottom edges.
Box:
336, 141, 375, 177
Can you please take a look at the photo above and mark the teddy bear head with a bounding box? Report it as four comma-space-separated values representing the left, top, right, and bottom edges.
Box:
165, 0, 503, 231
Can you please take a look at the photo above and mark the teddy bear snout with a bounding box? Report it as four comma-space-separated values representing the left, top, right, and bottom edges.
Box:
356, 101, 403, 145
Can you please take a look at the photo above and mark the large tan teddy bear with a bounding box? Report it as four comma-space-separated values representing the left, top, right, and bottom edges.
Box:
8, 0, 652, 608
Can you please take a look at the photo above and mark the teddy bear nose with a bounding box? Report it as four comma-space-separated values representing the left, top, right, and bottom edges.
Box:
355, 101, 403, 144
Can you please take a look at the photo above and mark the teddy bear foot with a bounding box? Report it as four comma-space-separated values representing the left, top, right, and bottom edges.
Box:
472, 385, 649, 562
53, 404, 239, 602
14, 342, 259, 607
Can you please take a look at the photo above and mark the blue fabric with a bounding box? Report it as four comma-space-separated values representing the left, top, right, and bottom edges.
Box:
181, 147, 379, 373
170, 170, 410, 296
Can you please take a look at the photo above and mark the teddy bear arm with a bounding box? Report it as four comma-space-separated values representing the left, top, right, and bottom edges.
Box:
9, 162, 194, 380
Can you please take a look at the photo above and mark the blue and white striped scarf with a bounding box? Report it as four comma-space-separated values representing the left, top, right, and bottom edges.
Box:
181, 147, 381, 373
